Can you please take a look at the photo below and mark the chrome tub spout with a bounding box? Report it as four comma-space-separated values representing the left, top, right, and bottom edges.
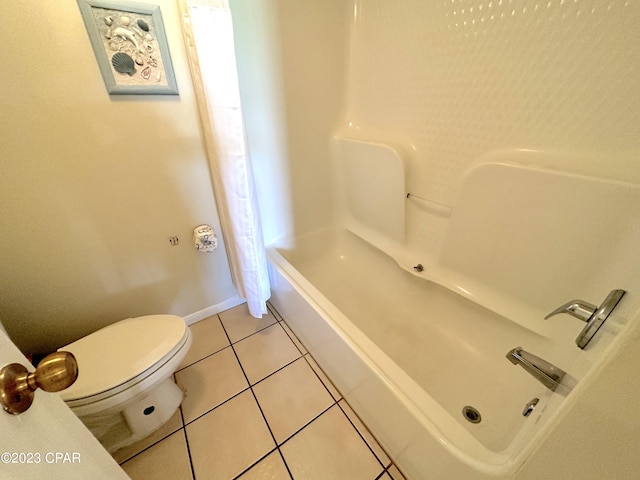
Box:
506, 347, 566, 392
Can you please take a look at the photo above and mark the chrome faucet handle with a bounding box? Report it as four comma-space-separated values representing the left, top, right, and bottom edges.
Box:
544, 300, 597, 322
575, 289, 625, 349
544, 290, 626, 349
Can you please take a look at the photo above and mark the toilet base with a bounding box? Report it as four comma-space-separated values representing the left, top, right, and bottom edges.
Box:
76, 378, 184, 453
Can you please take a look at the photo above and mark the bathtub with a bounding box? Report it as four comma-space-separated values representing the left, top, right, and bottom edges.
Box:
266, 161, 640, 479
267, 229, 566, 479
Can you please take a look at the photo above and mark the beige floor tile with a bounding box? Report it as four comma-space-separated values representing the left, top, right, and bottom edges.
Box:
305, 355, 342, 401
220, 303, 278, 343
234, 323, 302, 384
281, 405, 383, 480
236, 451, 291, 479
253, 357, 334, 444
387, 464, 407, 480
178, 315, 229, 370
339, 400, 391, 468
121, 430, 192, 480
112, 409, 183, 464
175, 346, 248, 424
187, 390, 276, 480
280, 321, 307, 354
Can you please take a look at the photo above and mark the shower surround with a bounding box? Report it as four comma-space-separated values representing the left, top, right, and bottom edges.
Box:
231, 0, 640, 478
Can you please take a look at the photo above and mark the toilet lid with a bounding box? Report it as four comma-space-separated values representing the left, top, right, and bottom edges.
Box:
58, 315, 187, 402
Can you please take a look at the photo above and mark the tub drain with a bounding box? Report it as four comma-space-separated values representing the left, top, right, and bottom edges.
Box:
462, 406, 482, 424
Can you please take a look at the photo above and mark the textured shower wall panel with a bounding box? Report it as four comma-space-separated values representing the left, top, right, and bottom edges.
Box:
341, 0, 640, 255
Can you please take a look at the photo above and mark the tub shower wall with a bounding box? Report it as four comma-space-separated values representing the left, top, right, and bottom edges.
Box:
235, 0, 640, 247
230, 0, 640, 478
339, 0, 640, 261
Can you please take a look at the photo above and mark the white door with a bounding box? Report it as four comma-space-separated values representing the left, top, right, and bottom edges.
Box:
0, 329, 129, 479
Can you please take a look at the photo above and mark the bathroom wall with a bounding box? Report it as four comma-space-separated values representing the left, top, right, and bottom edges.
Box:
0, 1, 238, 354
231, 0, 350, 244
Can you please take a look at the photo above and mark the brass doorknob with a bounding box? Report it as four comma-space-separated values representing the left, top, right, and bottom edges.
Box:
0, 351, 78, 415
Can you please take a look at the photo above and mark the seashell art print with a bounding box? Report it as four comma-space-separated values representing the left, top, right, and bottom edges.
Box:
113, 27, 142, 53
136, 19, 150, 32
77, 0, 178, 94
111, 52, 136, 76
141, 66, 151, 80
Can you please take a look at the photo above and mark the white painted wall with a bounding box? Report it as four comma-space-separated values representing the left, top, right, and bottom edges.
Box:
0, 0, 238, 355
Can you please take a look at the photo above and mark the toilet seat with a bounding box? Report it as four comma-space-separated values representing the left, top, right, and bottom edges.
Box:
58, 315, 190, 409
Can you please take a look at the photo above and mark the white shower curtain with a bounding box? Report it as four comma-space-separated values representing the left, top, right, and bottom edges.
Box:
181, 1, 270, 317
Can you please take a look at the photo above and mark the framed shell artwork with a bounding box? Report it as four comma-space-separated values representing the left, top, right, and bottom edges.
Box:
77, 0, 179, 95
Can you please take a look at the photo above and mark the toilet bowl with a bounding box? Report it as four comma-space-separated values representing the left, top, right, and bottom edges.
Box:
57, 314, 192, 453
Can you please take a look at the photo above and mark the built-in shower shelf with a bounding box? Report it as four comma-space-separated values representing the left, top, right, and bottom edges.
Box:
332, 137, 406, 253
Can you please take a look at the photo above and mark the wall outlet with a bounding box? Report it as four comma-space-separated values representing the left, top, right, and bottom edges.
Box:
168, 236, 179, 246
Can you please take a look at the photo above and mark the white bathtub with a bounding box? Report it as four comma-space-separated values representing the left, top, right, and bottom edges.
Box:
267, 161, 639, 479
268, 229, 569, 479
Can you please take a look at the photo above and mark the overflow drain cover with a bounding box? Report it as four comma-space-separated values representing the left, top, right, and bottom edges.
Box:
462, 406, 482, 424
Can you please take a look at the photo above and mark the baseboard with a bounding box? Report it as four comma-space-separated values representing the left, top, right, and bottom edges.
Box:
183, 296, 246, 326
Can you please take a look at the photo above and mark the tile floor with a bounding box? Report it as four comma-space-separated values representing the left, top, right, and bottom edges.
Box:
116, 303, 406, 480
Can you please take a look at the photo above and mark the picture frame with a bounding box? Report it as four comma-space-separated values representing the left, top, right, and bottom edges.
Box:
77, 0, 179, 95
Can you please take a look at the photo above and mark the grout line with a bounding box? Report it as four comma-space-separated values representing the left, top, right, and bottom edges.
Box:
119, 427, 187, 468
181, 427, 197, 480
251, 355, 303, 388
385, 467, 401, 480
276, 402, 337, 449
221, 313, 281, 345
178, 400, 196, 480
230, 447, 278, 479
175, 344, 229, 372
228, 320, 283, 347
276, 448, 295, 480
302, 354, 342, 401
217, 311, 237, 346
175, 314, 229, 372
178, 395, 186, 430
279, 320, 307, 355
266, 302, 283, 321
182, 385, 251, 427
336, 401, 388, 471
386, 464, 408, 480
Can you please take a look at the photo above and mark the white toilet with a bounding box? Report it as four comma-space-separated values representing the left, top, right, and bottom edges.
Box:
57, 314, 192, 453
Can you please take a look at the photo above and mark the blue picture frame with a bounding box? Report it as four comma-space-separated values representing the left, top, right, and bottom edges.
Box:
77, 0, 179, 95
